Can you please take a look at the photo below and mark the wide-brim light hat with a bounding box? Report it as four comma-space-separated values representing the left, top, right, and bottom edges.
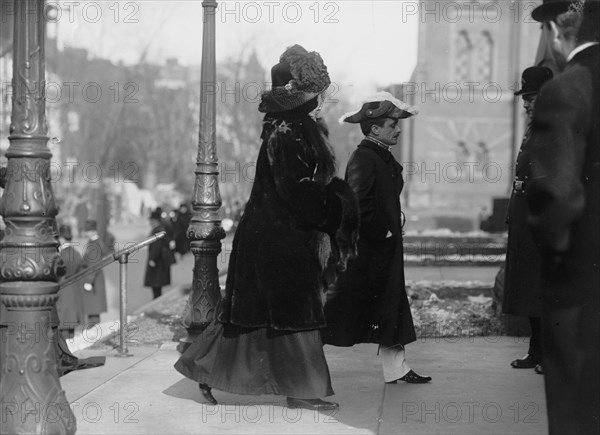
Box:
259, 44, 331, 114
340, 91, 418, 124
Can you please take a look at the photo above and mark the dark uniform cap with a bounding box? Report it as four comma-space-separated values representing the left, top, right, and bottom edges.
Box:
514, 66, 554, 96
531, 0, 594, 22
340, 92, 418, 124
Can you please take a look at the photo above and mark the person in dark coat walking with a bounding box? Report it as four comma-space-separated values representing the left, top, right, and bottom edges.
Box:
503, 66, 553, 374
144, 210, 172, 299
80, 219, 108, 326
175, 44, 359, 411
323, 92, 431, 385
524, 1, 600, 433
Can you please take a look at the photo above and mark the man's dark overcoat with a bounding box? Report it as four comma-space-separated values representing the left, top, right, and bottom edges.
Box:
523, 44, 600, 435
143, 223, 172, 288
323, 139, 416, 347
218, 114, 358, 331
502, 126, 542, 318
80, 237, 108, 317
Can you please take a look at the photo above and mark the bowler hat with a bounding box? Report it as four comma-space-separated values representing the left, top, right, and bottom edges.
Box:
84, 219, 97, 231
340, 92, 418, 124
259, 44, 331, 114
531, 0, 595, 22
514, 66, 554, 96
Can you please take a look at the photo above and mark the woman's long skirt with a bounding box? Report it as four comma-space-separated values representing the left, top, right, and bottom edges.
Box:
174, 322, 334, 399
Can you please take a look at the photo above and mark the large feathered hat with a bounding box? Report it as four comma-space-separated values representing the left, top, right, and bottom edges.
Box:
340, 92, 418, 124
259, 44, 331, 114
531, 0, 592, 22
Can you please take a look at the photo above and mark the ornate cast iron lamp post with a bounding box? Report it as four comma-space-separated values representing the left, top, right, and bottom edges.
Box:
179, 0, 225, 351
0, 1, 76, 433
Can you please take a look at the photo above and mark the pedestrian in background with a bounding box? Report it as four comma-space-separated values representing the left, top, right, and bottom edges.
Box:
503, 66, 554, 375
80, 219, 108, 326
56, 224, 85, 339
525, 1, 600, 433
144, 210, 172, 299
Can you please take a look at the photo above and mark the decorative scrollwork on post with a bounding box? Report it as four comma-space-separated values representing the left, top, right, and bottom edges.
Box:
178, 0, 225, 352
0, 1, 75, 433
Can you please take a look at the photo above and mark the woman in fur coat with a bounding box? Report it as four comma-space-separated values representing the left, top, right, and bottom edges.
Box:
175, 44, 359, 411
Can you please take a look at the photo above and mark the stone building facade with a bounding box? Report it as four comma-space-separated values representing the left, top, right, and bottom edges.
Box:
391, 0, 547, 224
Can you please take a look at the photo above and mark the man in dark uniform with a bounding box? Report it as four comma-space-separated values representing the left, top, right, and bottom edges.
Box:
525, 0, 600, 433
503, 66, 553, 375
324, 92, 431, 384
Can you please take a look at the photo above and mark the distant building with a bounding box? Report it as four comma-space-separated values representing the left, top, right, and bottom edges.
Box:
391, 0, 546, 220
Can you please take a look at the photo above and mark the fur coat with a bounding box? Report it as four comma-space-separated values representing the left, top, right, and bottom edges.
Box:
218, 111, 359, 331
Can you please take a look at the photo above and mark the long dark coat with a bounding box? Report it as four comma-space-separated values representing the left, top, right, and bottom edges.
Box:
502, 126, 542, 318
218, 113, 359, 331
144, 224, 172, 288
80, 237, 108, 316
523, 44, 600, 435
323, 140, 416, 347
57, 245, 85, 328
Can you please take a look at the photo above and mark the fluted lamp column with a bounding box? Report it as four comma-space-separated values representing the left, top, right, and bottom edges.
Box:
0, 0, 76, 433
179, 0, 225, 352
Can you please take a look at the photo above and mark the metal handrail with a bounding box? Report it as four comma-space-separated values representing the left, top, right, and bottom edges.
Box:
59, 232, 166, 289
59, 231, 166, 355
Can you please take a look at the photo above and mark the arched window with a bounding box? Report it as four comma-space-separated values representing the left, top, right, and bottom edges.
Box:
455, 30, 472, 82
474, 31, 494, 81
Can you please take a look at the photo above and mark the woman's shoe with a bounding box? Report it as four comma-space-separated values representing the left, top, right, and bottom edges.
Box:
534, 363, 544, 375
386, 370, 432, 384
199, 383, 218, 405
286, 397, 339, 411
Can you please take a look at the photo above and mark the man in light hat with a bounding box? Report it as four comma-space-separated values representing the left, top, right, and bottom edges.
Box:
524, 1, 599, 433
503, 66, 553, 375
323, 92, 431, 385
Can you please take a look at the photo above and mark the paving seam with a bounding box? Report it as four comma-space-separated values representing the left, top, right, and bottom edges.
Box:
68, 347, 161, 402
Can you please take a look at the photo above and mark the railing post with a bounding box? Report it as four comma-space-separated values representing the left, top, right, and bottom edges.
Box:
116, 253, 133, 357
178, 0, 225, 352
0, 1, 76, 433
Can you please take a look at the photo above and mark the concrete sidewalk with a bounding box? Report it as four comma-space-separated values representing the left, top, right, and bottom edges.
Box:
62, 336, 546, 434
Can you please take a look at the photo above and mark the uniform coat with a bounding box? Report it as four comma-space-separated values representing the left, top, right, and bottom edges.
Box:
323, 139, 416, 347
143, 224, 172, 288
523, 44, 600, 435
218, 114, 358, 331
502, 125, 543, 318
80, 237, 108, 317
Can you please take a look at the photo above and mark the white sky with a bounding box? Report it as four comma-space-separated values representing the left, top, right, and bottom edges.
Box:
52, 1, 419, 95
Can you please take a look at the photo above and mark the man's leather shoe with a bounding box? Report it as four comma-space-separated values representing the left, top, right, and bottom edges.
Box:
510, 354, 541, 369
386, 370, 432, 384
199, 383, 218, 405
534, 363, 544, 375
286, 398, 339, 411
